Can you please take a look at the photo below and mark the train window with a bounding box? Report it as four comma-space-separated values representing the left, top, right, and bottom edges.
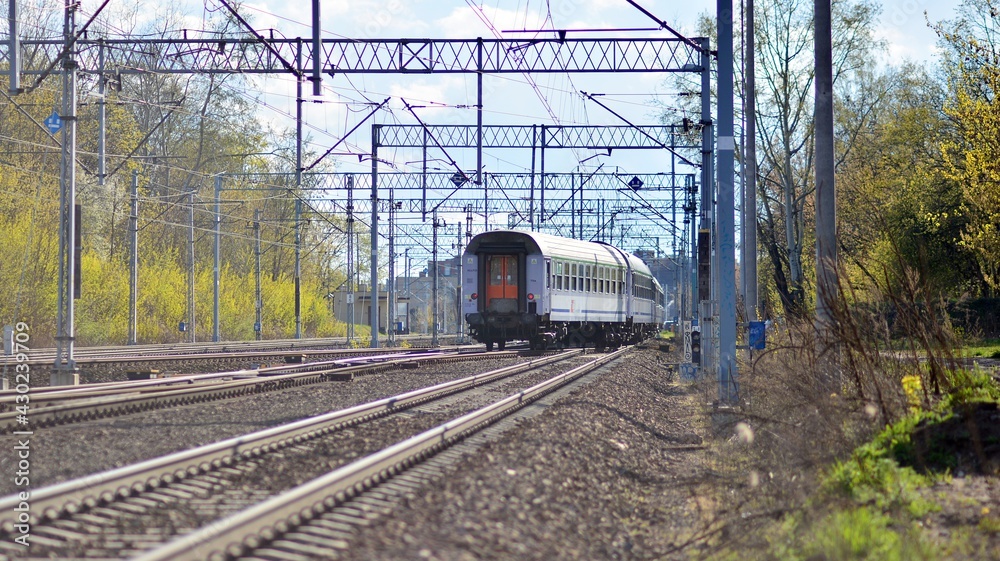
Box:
585, 265, 591, 292
490, 257, 503, 286
571, 264, 577, 291
507, 258, 518, 285
546, 261, 551, 289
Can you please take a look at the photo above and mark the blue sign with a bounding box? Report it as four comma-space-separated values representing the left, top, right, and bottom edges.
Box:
253, 322, 261, 332
628, 176, 643, 190
178, 321, 187, 332
748, 321, 766, 350
44, 110, 62, 134
450, 172, 467, 187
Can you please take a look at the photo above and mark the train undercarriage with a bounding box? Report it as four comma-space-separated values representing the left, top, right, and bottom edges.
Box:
465, 312, 658, 352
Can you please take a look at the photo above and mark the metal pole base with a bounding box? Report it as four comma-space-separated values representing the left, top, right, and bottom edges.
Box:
50, 369, 80, 386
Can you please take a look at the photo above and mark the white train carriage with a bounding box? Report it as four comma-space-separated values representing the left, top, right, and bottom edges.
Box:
462, 230, 664, 351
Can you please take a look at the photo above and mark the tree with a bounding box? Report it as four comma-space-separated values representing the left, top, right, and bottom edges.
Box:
835, 64, 976, 296
752, 0, 880, 318
936, 0, 1000, 296
664, 0, 881, 319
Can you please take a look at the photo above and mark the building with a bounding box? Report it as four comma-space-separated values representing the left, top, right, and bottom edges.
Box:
329, 285, 409, 334
395, 256, 462, 335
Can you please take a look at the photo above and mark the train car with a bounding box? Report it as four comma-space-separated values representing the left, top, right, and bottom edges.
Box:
462, 230, 664, 351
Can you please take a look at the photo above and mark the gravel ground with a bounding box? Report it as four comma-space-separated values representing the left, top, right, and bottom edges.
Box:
340, 345, 716, 561
0, 355, 525, 495
20, 360, 591, 561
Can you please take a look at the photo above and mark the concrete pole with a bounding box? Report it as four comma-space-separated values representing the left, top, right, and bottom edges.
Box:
432, 211, 440, 347
697, 37, 714, 373
387, 190, 395, 346
457, 221, 464, 342
717, 0, 739, 403
745, 0, 758, 321
188, 186, 196, 343
421, 128, 428, 220
346, 175, 355, 343
129, 171, 138, 345
254, 209, 262, 341
540, 125, 546, 227
295, 42, 303, 339
477, 38, 485, 231
53, 1, 79, 385
8, 0, 20, 94
97, 40, 105, 186
815, 0, 838, 329
530, 125, 536, 231
212, 175, 221, 342
311, 0, 321, 95
370, 134, 380, 348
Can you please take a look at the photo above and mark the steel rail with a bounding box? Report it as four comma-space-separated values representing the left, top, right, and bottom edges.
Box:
0, 350, 513, 431
0, 349, 454, 405
138, 347, 628, 561
0, 350, 580, 531
0, 335, 461, 368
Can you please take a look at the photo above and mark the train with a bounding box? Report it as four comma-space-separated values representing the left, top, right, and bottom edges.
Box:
462, 230, 665, 351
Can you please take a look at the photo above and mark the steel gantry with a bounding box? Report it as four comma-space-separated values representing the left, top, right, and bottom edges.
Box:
6, 16, 735, 394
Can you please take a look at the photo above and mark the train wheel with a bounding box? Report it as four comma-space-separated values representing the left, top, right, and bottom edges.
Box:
486, 340, 494, 352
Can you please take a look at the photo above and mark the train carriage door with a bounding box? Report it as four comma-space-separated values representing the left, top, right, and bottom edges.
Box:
526, 255, 545, 315
486, 254, 519, 314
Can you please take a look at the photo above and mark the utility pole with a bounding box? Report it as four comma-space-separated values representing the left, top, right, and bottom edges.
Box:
128, 171, 138, 345
404, 247, 410, 334
97, 40, 105, 186
294, 43, 303, 340
187, 184, 196, 343
476, 37, 485, 232
8, 0, 20, 94
387, 191, 396, 346
815, 0, 837, 329
530, 125, 536, 231
254, 209, 262, 341
213, 175, 221, 342
52, 0, 79, 386
744, 0, 758, 322
432, 210, 440, 347
456, 221, 464, 343
717, 0, 739, 403
370, 141, 380, 348
697, 37, 714, 375
346, 175, 355, 344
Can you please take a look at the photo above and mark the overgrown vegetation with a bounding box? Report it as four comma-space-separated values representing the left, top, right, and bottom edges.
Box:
0, 2, 373, 345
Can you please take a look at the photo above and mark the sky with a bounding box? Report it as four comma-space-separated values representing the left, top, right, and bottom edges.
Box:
134, 0, 969, 253
11, 0, 968, 256
203, 0, 965, 175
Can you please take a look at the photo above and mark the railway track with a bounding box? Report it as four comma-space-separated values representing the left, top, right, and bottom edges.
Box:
0, 335, 460, 369
0, 348, 512, 432
0, 348, 616, 560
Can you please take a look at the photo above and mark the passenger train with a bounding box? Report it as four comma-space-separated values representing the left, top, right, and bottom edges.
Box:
462, 230, 665, 351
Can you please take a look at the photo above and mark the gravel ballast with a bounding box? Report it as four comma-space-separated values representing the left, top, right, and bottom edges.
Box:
340, 346, 715, 560
0, 355, 526, 495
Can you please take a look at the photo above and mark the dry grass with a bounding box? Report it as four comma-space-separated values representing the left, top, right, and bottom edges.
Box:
685, 263, 986, 559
